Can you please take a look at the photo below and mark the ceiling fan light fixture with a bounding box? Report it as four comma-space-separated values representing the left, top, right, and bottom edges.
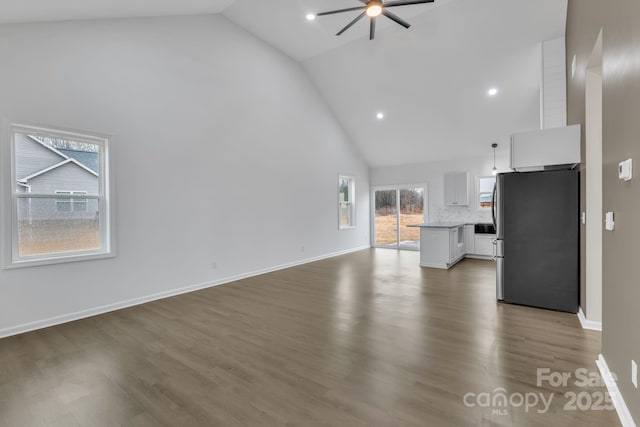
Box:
366, 4, 383, 17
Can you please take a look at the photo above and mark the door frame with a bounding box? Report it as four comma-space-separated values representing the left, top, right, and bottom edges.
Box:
582, 29, 603, 325
370, 184, 428, 250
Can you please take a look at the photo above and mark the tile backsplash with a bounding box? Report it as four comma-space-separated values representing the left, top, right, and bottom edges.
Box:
433, 206, 493, 224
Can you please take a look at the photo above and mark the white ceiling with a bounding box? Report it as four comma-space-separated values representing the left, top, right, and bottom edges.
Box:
0, 0, 568, 168
0, 0, 234, 23
223, 0, 451, 61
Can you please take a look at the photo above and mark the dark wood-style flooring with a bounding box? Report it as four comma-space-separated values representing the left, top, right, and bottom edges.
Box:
0, 249, 620, 426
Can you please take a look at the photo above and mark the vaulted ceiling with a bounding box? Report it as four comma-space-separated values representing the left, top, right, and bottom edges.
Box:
0, 0, 568, 167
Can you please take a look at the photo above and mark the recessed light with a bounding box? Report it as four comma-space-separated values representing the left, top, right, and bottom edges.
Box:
488, 87, 499, 96
306, 13, 316, 21
376, 112, 385, 119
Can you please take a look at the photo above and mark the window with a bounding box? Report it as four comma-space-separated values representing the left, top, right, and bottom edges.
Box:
2, 124, 113, 268
55, 191, 88, 212
338, 175, 355, 229
478, 176, 496, 209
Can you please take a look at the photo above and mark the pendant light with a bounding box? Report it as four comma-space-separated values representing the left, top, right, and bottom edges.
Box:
491, 143, 498, 175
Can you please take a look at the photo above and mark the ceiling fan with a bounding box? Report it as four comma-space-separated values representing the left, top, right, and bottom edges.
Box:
316, 0, 435, 40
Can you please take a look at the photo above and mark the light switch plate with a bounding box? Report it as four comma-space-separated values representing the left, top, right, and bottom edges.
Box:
619, 158, 633, 181
633, 360, 638, 388
605, 212, 615, 231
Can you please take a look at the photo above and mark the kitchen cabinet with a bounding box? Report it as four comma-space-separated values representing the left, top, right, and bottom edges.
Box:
464, 224, 475, 254
409, 223, 465, 269
444, 172, 468, 206
449, 226, 465, 261
511, 125, 581, 171
473, 234, 496, 257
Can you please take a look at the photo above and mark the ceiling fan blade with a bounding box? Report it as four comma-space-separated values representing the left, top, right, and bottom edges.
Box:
370, 17, 376, 40
317, 6, 366, 16
383, 0, 435, 7
336, 11, 367, 36
382, 10, 411, 29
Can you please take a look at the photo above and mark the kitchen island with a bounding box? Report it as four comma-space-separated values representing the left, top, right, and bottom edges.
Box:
407, 222, 466, 269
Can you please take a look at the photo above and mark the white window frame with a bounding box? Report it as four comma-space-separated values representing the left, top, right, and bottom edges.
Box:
477, 176, 496, 210
338, 175, 356, 229
1, 122, 115, 269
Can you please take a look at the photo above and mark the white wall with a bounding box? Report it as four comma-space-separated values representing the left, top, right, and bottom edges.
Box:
541, 37, 568, 129
0, 15, 370, 336
370, 150, 510, 224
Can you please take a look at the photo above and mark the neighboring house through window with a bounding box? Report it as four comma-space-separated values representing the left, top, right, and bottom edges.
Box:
2, 124, 113, 268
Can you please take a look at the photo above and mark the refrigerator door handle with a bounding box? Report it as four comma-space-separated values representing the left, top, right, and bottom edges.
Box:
492, 183, 497, 229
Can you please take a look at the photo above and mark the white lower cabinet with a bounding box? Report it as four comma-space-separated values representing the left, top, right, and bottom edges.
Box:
418, 225, 496, 269
473, 234, 496, 258
464, 224, 475, 254
420, 226, 465, 269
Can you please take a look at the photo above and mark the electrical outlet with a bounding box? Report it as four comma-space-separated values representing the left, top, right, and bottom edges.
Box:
632, 360, 638, 388
301, 246, 305, 253
211, 261, 217, 269
581, 212, 586, 225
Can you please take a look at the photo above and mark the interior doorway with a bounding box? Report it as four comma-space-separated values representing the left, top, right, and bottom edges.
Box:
583, 29, 603, 325
372, 186, 426, 250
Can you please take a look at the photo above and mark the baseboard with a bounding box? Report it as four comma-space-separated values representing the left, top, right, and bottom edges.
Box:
596, 354, 637, 427
0, 245, 371, 339
578, 306, 603, 331
464, 254, 493, 260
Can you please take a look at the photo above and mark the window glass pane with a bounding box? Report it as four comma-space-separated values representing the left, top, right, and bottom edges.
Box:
374, 190, 397, 246
399, 188, 424, 249
479, 177, 495, 193
17, 197, 100, 256
339, 178, 350, 202
478, 177, 496, 208
339, 177, 355, 228
15, 133, 100, 195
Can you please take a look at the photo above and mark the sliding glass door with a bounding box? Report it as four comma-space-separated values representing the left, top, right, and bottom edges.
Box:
374, 190, 398, 247
373, 186, 425, 250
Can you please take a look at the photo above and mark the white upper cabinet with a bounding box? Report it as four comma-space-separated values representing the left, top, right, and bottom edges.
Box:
510, 125, 581, 171
444, 172, 468, 206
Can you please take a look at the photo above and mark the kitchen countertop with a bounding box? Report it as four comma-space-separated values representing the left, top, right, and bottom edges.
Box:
407, 222, 466, 229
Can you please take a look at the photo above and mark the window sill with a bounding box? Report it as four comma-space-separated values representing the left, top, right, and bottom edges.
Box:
3, 250, 115, 270
339, 225, 357, 230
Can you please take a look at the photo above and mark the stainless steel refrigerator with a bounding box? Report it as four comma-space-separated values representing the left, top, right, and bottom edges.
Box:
492, 170, 579, 313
